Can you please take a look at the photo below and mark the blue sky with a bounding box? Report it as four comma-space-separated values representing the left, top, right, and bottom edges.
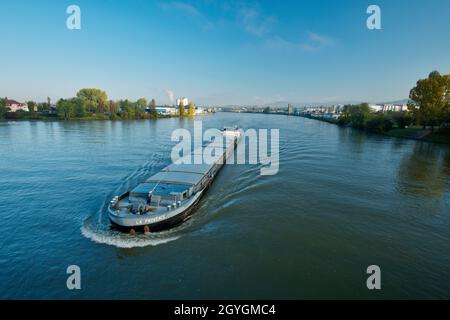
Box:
1, 0, 449, 105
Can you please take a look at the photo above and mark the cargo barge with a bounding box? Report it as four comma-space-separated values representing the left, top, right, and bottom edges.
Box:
108, 127, 241, 233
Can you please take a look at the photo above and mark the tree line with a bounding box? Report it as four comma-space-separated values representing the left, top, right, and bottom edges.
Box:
55, 88, 161, 120
1, 88, 199, 120
336, 71, 449, 134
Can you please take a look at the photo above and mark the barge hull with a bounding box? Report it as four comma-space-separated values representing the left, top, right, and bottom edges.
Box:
108, 127, 240, 232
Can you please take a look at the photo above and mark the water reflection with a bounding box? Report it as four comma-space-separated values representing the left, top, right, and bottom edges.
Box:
397, 142, 450, 198
338, 127, 367, 154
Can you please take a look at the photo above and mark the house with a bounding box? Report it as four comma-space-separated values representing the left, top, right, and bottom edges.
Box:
6, 99, 29, 112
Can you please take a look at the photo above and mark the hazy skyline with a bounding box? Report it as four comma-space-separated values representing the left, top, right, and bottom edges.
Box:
1, 0, 449, 105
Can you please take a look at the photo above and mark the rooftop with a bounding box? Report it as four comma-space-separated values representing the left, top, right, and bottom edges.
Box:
163, 162, 215, 175
6, 99, 25, 105
130, 182, 190, 196
146, 171, 205, 186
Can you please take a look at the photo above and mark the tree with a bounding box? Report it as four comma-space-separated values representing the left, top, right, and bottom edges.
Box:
76, 88, 108, 113
56, 99, 75, 120
263, 106, 271, 114
27, 101, 36, 113
133, 98, 148, 119
38, 101, 50, 113
408, 71, 450, 131
336, 103, 371, 128
188, 101, 195, 117
366, 114, 394, 133
337, 105, 352, 125
36, 97, 52, 113
149, 99, 157, 117
0, 97, 7, 118
391, 112, 412, 129
179, 100, 185, 117
349, 103, 371, 129
108, 100, 118, 114
118, 99, 135, 119
136, 98, 148, 110
73, 98, 86, 117
56, 98, 85, 119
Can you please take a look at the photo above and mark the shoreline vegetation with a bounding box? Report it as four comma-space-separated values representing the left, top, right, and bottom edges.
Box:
304, 71, 450, 144
0, 88, 199, 121
303, 113, 450, 145
238, 71, 450, 145
1, 71, 449, 145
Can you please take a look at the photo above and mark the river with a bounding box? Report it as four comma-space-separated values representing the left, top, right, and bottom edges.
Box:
0, 112, 449, 299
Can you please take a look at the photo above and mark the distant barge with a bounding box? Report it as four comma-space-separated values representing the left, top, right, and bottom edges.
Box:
108, 127, 241, 233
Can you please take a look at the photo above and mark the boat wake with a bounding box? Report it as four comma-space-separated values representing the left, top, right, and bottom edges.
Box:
80, 147, 259, 248
80, 153, 184, 248
81, 222, 180, 248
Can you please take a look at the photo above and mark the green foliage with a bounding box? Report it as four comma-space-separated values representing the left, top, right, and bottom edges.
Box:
188, 101, 195, 117
366, 114, 394, 134
37, 102, 50, 113
56, 98, 85, 120
149, 99, 157, 117
408, 71, 450, 130
118, 99, 135, 119
0, 97, 7, 118
390, 112, 412, 129
74, 98, 86, 117
179, 100, 185, 117
349, 103, 371, 129
133, 98, 147, 119
263, 106, 271, 114
57, 99, 74, 120
108, 100, 118, 115
337, 103, 395, 133
27, 101, 36, 113
3, 88, 174, 121
338, 103, 371, 128
136, 98, 148, 110
76, 88, 108, 113
109, 112, 120, 120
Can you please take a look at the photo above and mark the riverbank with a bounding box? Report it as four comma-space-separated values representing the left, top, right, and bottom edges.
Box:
386, 127, 450, 144
1, 112, 176, 121
303, 115, 450, 145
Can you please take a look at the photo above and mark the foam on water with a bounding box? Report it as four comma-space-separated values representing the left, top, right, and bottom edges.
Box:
79, 141, 258, 248
80, 154, 185, 248
81, 224, 180, 248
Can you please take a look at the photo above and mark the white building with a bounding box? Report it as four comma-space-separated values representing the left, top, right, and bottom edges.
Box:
369, 105, 384, 112
6, 99, 29, 112
195, 106, 204, 115
176, 97, 189, 107
369, 104, 409, 113
155, 106, 178, 115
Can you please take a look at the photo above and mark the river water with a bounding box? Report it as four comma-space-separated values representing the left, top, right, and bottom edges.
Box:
0, 112, 449, 299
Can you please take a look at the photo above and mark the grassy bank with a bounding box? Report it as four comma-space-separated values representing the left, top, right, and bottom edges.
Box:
385, 127, 422, 138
